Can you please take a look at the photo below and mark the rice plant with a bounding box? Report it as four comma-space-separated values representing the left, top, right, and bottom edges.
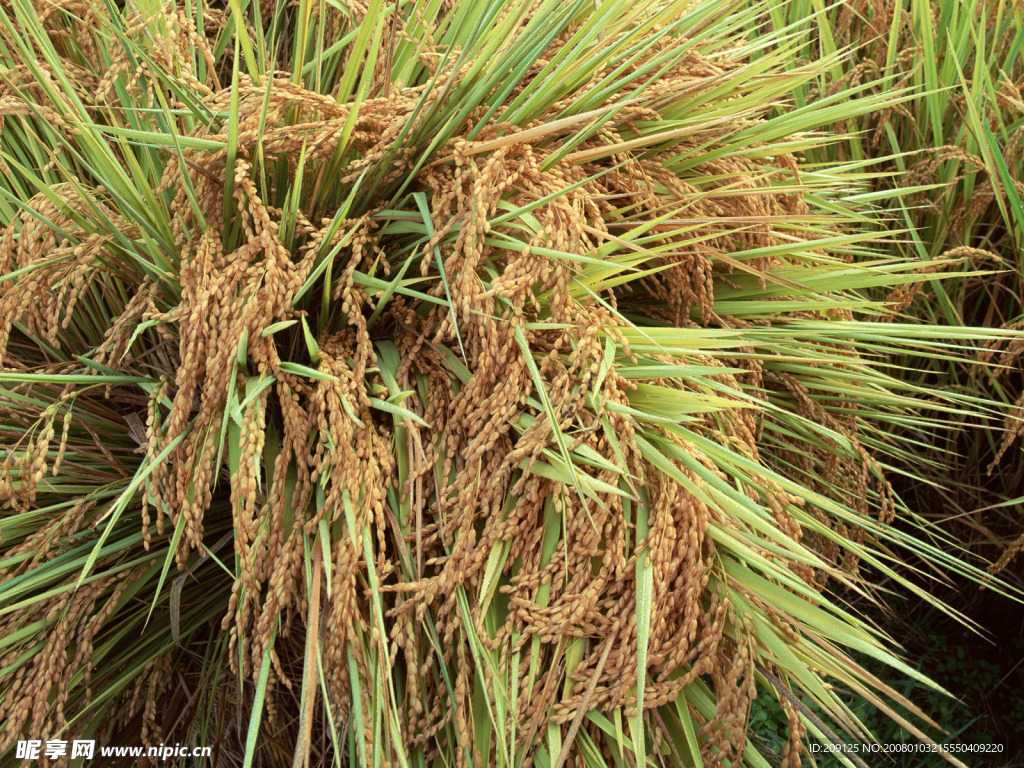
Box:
0, 0, 1016, 765
738, 0, 1024, 567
